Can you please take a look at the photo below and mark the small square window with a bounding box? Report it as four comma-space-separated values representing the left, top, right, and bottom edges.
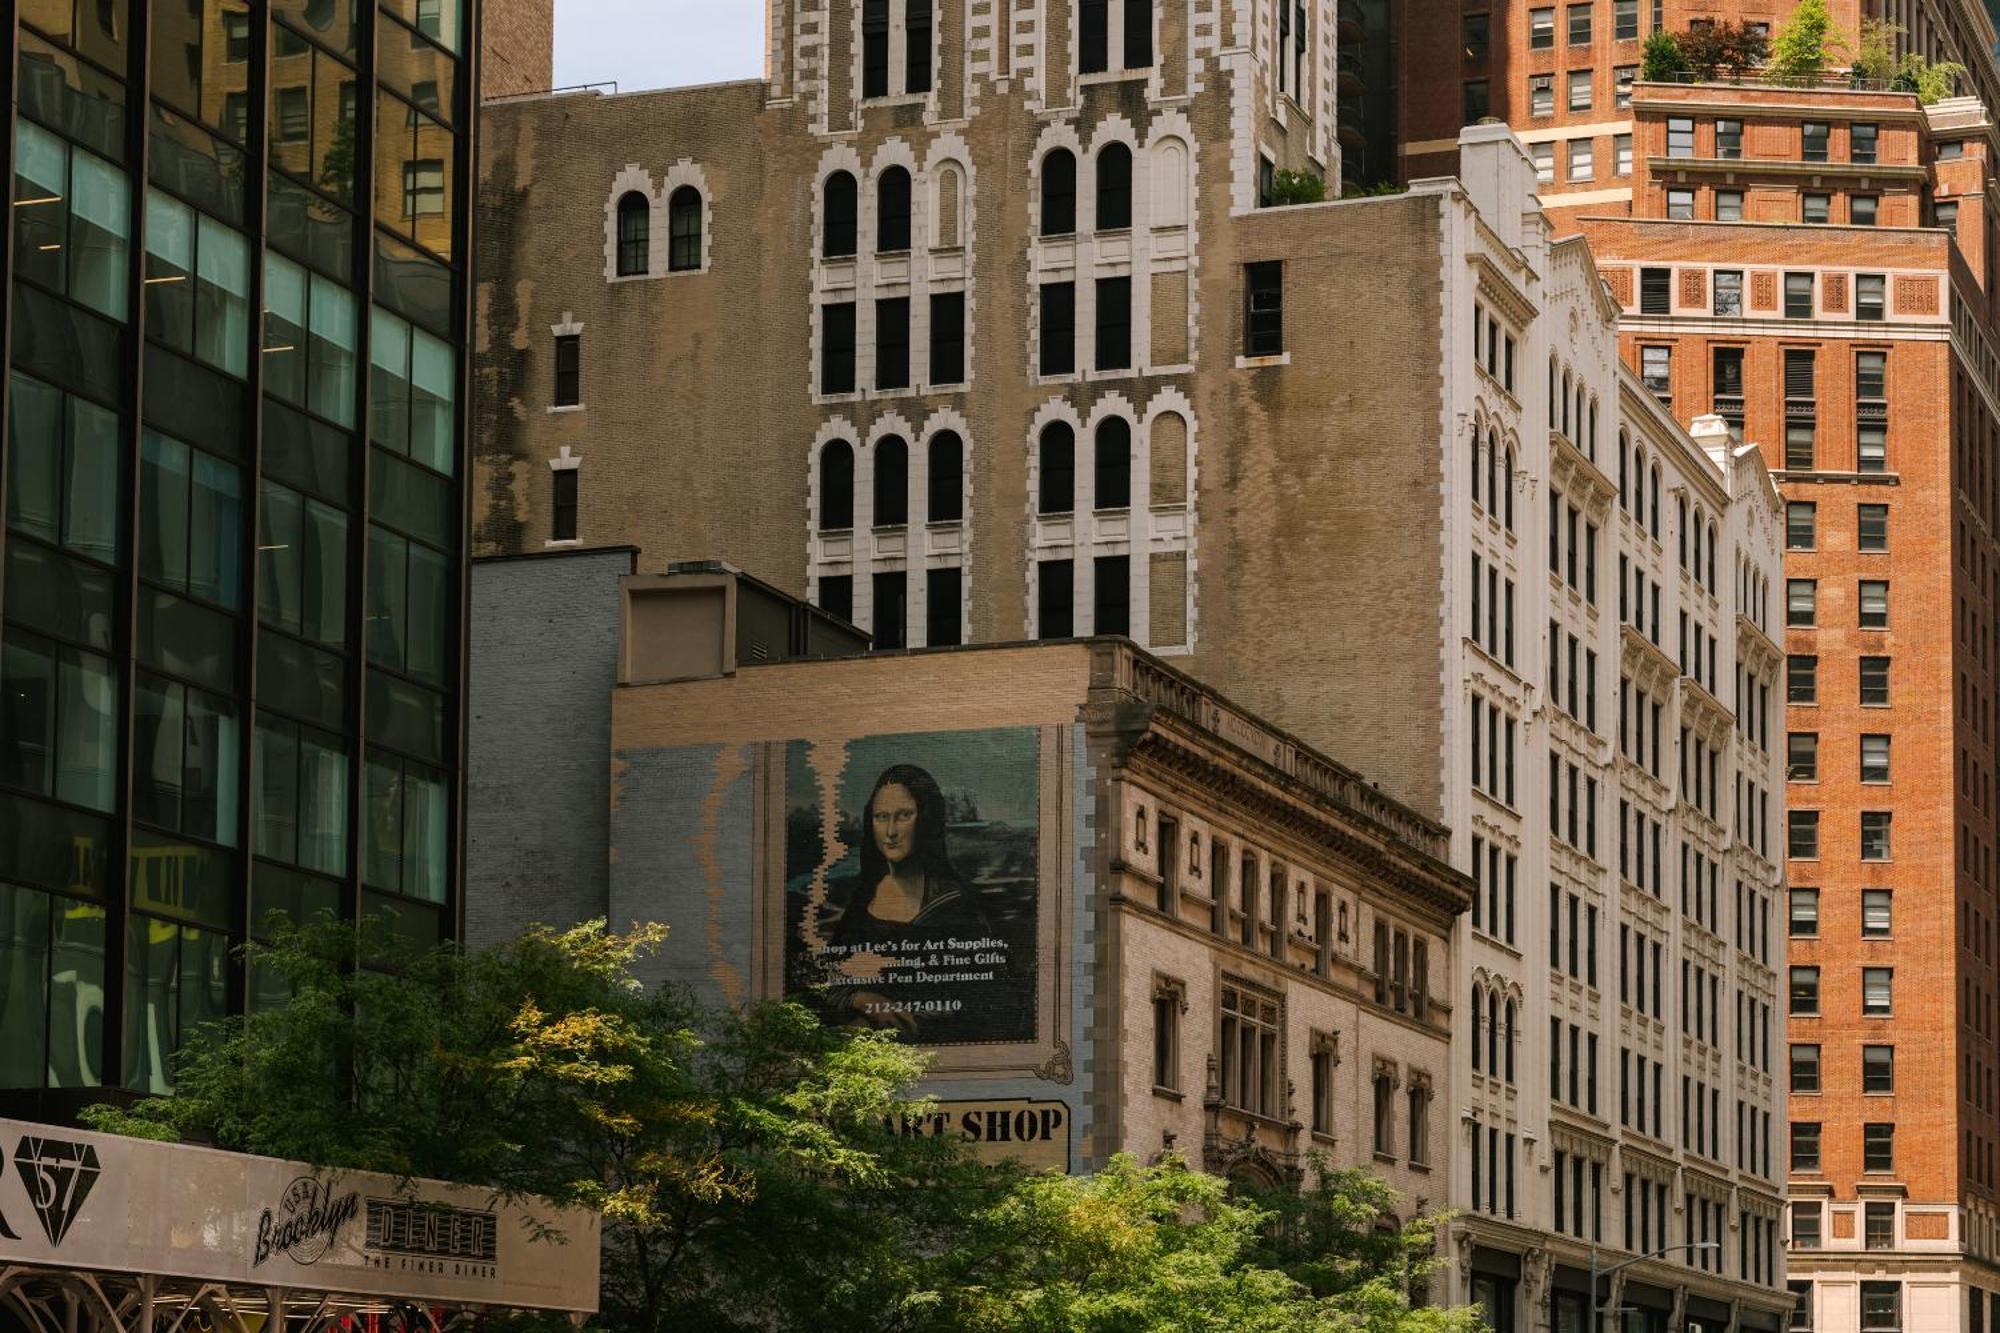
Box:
1860, 734, 1890, 783
1787, 578, 1817, 627
1790, 967, 1821, 1016
1463, 12, 1492, 61
1791, 1123, 1822, 1172
1789, 887, 1819, 937
1716, 189, 1743, 221
1793, 1202, 1824, 1247
1716, 119, 1743, 158
1785, 272, 1815, 319
1862, 1044, 1894, 1093
1862, 889, 1892, 937
1803, 122, 1830, 163
1864, 1128, 1895, 1177
1788, 654, 1819, 704
1568, 138, 1594, 181
1715, 269, 1742, 316
1789, 1039, 1821, 1088
1531, 7, 1555, 47
1531, 142, 1556, 184
1803, 193, 1830, 224
1864, 1198, 1895, 1244
1853, 195, 1879, 225
1785, 501, 1815, 550
1463, 79, 1491, 124
1859, 655, 1889, 706
1860, 811, 1892, 861
1530, 74, 1555, 117
1858, 504, 1889, 551
1667, 188, 1695, 220
1858, 423, 1887, 474
1787, 732, 1818, 782
1668, 118, 1694, 157
1862, 966, 1893, 1014
1859, 580, 1889, 628
1857, 274, 1885, 321
1569, 3, 1592, 43
1615, 0, 1639, 37
1853, 123, 1879, 164
1615, 65, 1636, 107
1789, 809, 1820, 859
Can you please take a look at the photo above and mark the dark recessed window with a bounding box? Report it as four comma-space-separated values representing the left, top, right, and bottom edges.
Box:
823, 171, 858, 258
876, 166, 911, 252
926, 432, 963, 523
1038, 559, 1075, 639
872, 435, 908, 527
551, 468, 577, 541
1096, 276, 1131, 371
929, 291, 965, 384
1040, 281, 1076, 376
820, 302, 857, 394
1038, 422, 1076, 515
553, 334, 580, 406
1041, 149, 1076, 237
667, 186, 702, 271
1096, 142, 1133, 230
615, 191, 648, 275
1094, 417, 1131, 510
1245, 261, 1283, 357
818, 439, 854, 530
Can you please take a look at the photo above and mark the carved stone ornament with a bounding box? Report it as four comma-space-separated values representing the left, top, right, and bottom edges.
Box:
1034, 1036, 1074, 1085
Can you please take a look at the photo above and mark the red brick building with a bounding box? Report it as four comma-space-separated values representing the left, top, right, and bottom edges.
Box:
1572, 79, 2000, 1333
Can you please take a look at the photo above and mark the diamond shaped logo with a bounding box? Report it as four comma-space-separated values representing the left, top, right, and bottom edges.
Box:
13, 1137, 101, 1247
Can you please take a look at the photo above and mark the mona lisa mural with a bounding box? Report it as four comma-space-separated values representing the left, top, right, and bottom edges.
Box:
782, 728, 1041, 1046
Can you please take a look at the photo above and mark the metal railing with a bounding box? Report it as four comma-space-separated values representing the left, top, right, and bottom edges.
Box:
1642, 69, 1905, 93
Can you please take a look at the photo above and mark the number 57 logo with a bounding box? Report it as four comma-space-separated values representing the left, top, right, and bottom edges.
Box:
11, 1137, 102, 1246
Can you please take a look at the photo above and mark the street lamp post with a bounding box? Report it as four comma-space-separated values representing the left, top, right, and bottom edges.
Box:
1589, 1242, 1724, 1333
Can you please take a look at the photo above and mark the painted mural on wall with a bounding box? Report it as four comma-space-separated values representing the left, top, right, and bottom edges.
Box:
783, 728, 1039, 1045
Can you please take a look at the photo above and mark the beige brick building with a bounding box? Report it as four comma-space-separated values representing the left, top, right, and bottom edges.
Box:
472, 4, 1791, 1327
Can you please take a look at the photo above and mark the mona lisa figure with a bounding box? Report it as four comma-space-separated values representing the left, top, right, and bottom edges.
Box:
813, 763, 1029, 1044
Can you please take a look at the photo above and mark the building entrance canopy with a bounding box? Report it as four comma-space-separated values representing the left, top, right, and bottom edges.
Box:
0, 1119, 598, 1333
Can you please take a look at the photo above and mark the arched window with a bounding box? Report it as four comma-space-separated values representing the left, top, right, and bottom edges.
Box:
1039, 421, 1075, 515
1041, 149, 1076, 237
823, 171, 858, 258
1504, 446, 1515, 528
1486, 429, 1500, 515
1618, 431, 1630, 508
615, 191, 649, 276
1470, 421, 1483, 507
1588, 398, 1599, 456
933, 163, 962, 249
877, 166, 912, 252
818, 440, 854, 530
667, 186, 702, 271
873, 436, 909, 526
1470, 986, 1484, 1071
1503, 998, 1516, 1080
1094, 416, 1131, 510
1650, 464, 1662, 537
1485, 986, 1498, 1073
1708, 521, 1719, 590
1561, 371, 1572, 436
1096, 142, 1133, 230
927, 431, 963, 522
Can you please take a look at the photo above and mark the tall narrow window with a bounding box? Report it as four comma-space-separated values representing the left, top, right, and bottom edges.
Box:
1039, 423, 1076, 515
1095, 417, 1131, 510
667, 187, 702, 271
615, 192, 649, 275
821, 302, 857, 394
823, 171, 859, 258
1125, 0, 1155, 67
1038, 559, 1075, 638
927, 432, 963, 522
1097, 143, 1134, 230
551, 468, 578, 541
553, 334, 580, 406
1041, 149, 1077, 237
929, 291, 965, 384
873, 436, 909, 526
925, 568, 962, 646
877, 167, 912, 252
872, 570, 907, 649
1094, 555, 1130, 635
1095, 276, 1132, 370
818, 440, 855, 530
862, 0, 890, 97
906, 0, 934, 93
1040, 281, 1077, 376
876, 296, 910, 390
1245, 261, 1283, 357
1080, 0, 1110, 72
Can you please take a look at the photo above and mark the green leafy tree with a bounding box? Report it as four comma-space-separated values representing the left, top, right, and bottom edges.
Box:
923, 1155, 1480, 1333
1851, 17, 1902, 83
1768, 0, 1844, 83
87, 922, 1476, 1333
1896, 52, 1966, 102
1270, 169, 1329, 206
1639, 29, 1690, 81
84, 919, 999, 1333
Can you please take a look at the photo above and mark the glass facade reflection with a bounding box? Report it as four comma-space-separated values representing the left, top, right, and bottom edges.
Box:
1, 0, 475, 1107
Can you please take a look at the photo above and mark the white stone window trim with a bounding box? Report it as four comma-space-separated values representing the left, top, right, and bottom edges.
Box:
1024, 390, 1196, 650
601, 160, 713, 283
544, 447, 583, 549
852, 0, 940, 110
807, 410, 972, 647
1235, 353, 1292, 369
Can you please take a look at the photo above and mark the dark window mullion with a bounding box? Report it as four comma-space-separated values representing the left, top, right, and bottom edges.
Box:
346, 0, 384, 926
0, 0, 19, 641
234, 0, 275, 1004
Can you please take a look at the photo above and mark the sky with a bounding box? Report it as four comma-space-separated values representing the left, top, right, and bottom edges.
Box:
553, 0, 765, 93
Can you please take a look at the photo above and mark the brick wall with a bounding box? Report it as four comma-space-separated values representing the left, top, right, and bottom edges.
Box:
481, 0, 554, 99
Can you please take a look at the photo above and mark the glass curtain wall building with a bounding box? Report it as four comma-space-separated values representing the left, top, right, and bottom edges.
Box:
0, 0, 475, 1113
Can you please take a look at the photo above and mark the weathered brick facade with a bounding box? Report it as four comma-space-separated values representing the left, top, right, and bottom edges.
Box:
480, 0, 553, 99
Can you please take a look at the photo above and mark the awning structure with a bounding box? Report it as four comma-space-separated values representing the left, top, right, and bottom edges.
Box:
0, 1119, 599, 1333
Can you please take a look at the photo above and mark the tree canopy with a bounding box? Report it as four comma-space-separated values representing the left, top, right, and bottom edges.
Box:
86, 918, 1475, 1333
